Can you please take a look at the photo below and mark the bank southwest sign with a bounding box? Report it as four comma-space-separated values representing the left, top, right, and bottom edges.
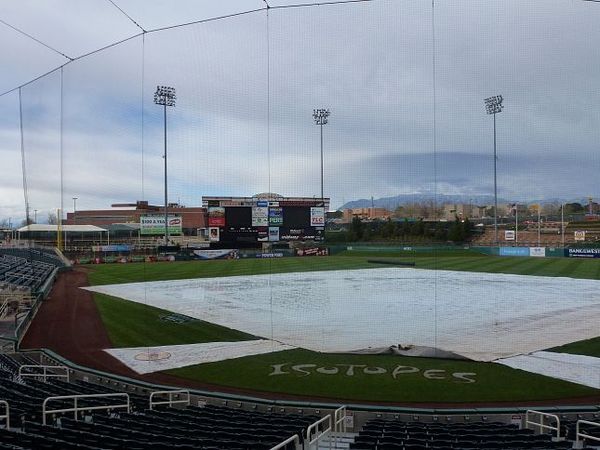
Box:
567, 248, 600, 258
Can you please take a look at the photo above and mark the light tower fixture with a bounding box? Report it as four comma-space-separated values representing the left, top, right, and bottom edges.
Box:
154, 85, 176, 244
312, 108, 330, 204
484, 94, 503, 245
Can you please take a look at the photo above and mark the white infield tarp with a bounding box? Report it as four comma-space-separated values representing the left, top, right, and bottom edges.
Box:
87, 268, 600, 361
105, 340, 295, 375
497, 351, 600, 389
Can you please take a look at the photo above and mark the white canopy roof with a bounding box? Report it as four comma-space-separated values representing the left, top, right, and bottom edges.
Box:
17, 224, 107, 233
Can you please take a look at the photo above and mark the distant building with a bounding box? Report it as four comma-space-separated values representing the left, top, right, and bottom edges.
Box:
341, 207, 391, 223
442, 204, 476, 221
508, 204, 528, 217
64, 200, 207, 235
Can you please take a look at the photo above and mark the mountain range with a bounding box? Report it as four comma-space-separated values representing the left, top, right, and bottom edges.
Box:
338, 194, 590, 211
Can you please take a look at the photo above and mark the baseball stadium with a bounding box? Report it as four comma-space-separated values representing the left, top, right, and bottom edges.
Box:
0, 1, 600, 449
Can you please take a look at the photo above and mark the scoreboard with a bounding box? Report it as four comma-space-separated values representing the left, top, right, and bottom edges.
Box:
204, 197, 326, 245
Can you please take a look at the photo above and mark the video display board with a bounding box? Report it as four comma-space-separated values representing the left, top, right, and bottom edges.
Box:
283, 206, 311, 228
225, 207, 252, 228
206, 198, 325, 245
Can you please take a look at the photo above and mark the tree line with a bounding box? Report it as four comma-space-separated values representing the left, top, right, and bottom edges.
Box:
326, 216, 475, 243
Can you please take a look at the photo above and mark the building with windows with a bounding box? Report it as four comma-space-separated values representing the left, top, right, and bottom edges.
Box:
64, 201, 207, 236
341, 207, 391, 223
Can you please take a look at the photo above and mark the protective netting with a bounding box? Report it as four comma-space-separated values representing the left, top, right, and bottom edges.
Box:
2, 1, 600, 369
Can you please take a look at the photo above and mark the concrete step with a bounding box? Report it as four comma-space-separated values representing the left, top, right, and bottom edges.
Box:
316, 432, 358, 450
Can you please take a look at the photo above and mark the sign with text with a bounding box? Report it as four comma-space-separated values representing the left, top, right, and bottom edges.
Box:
140, 215, 182, 235
296, 247, 329, 256
504, 230, 515, 241
268, 226, 279, 242
252, 207, 269, 227
268, 207, 283, 226
257, 227, 268, 242
529, 247, 546, 257
91, 244, 131, 252
310, 207, 325, 226
208, 207, 225, 227
193, 249, 237, 260
566, 247, 600, 258
208, 227, 220, 242
499, 247, 529, 257
574, 230, 586, 241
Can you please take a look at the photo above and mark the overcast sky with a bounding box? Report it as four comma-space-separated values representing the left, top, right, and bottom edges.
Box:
1, 0, 599, 221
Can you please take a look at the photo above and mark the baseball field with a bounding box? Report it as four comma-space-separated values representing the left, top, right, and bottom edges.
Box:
75, 252, 600, 405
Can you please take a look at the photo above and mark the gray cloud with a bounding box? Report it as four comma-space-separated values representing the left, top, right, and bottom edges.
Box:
1, 0, 599, 220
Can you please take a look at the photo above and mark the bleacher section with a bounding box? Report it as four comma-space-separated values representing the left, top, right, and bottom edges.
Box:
350, 417, 599, 450
0, 353, 598, 449
0, 354, 321, 450
0, 249, 66, 268
0, 248, 66, 295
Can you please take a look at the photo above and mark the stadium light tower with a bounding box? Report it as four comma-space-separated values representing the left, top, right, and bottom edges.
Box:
312, 108, 330, 204
484, 95, 504, 245
154, 85, 176, 244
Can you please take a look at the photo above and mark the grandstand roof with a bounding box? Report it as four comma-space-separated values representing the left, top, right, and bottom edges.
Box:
17, 224, 107, 233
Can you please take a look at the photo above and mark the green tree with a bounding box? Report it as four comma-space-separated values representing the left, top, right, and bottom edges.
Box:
564, 203, 585, 214
381, 219, 397, 239
448, 217, 465, 242
462, 217, 473, 239
411, 219, 425, 236
350, 217, 364, 240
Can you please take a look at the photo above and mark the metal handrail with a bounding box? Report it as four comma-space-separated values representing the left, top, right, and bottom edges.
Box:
333, 405, 347, 433
19, 364, 69, 382
525, 409, 561, 440
0, 400, 9, 430
42, 393, 130, 425
331, 405, 347, 448
306, 415, 332, 450
575, 420, 600, 448
149, 390, 190, 410
269, 434, 300, 450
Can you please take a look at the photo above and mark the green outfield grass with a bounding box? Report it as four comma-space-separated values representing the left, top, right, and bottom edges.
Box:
94, 293, 255, 348
87, 253, 600, 402
88, 254, 600, 285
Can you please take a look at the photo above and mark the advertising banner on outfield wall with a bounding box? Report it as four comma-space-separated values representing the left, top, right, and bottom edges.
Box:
566, 248, 600, 258
529, 247, 546, 257
499, 247, 529, 257
296, 247, 329, 256
140, 215, 182, 235
91, 244, 131, 252
193, 249, 238, 260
